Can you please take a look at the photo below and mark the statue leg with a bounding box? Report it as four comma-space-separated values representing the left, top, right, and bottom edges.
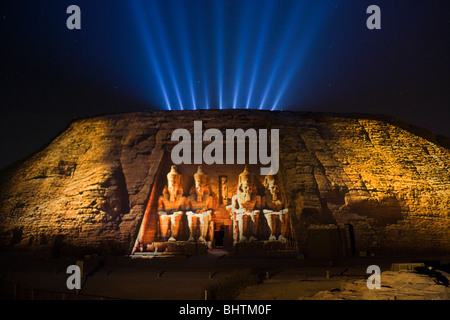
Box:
278, 209, 288, 242
186, 211, 195, 242
237, 213, 247, 242
158, 212, 170, 240
249, 211, 259, 241
199, 210, 211, 242
264, 211, 277, 241
169, 211, 183, 242
232, 215, 238, 244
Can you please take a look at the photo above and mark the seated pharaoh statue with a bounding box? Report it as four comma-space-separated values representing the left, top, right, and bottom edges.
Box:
187, 166, 214, 243
228, 166, 262, 242
262, 175, 288, 242
158, 165, 187, 242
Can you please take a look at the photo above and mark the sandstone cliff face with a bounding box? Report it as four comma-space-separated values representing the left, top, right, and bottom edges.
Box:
0, 110, 448, 254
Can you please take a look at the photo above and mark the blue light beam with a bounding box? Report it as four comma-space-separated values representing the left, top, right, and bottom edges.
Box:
147, 1, 185, 110
215, 0, 224, 109
271, 5, 332, 110
195, 3, 210, 110
130, 0, 335, 112
174, 0, 198, 110
231, 0, 254, 109
131, 0, 171, 110
258, 1, 308, 110
244, 0, 274, 109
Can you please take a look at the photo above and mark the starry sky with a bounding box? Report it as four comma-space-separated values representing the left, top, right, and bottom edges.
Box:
1, 0, 449, 169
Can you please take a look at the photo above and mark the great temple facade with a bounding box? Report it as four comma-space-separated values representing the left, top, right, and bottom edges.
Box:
0, 110, 448, 256
133, 164, 291, 254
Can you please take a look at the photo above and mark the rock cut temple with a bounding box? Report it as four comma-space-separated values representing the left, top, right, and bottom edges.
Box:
0, 110, 448, 257
134, 164, 291, 255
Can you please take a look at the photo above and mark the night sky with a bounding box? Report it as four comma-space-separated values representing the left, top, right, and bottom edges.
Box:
1, 0, 449, 169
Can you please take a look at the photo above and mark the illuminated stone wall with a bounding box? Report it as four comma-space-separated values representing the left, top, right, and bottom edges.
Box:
0, 110, 448, 254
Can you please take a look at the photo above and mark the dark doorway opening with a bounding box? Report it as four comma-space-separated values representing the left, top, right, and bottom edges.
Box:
214, 225, 225, 248
346, 224, 356, 256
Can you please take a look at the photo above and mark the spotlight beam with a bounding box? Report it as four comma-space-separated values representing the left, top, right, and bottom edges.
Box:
148, 1, 185, 110
131, 0, 171, 110
175, 0, 198, 110
195, 3, 210, 110
215, 0, 224, 109
231, 0, 254, 109
131, 0, 333, 112
244, 0, 274, 109
271, 5, 332, 110
258, 1, 308, 110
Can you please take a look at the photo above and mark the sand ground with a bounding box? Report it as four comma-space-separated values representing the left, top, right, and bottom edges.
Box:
0, 251, 449, 300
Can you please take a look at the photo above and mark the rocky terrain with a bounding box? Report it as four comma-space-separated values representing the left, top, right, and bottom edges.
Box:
0, 110, 448, 254
308, 270, 449, 300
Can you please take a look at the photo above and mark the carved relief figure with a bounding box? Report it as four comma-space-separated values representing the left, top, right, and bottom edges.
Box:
220, 176, 228, 205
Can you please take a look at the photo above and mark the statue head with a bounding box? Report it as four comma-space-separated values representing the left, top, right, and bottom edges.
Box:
239, 180, 254, 202
167, 165, 180, 189
194, 165, 207, 188
264, 175, 279, 201
166, 165, 182, 201
238, 166, 255, 202
193, 165, 210, 201
238, 165, 253, 184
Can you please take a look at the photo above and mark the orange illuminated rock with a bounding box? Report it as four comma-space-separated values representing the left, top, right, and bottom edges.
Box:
0, 110, 448, 254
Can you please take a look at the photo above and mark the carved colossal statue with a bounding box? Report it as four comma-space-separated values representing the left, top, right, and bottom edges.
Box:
185, 166, 214, 243
263, 175, 283, 211
262, 175, 288, 242
157, 165, 187, 242
228, 166, 261, 242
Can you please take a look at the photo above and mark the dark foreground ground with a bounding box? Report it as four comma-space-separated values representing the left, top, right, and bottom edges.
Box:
0, 250, 449, 300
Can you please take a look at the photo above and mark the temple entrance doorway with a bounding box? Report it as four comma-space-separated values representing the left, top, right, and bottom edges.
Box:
214, 225, 225, 248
